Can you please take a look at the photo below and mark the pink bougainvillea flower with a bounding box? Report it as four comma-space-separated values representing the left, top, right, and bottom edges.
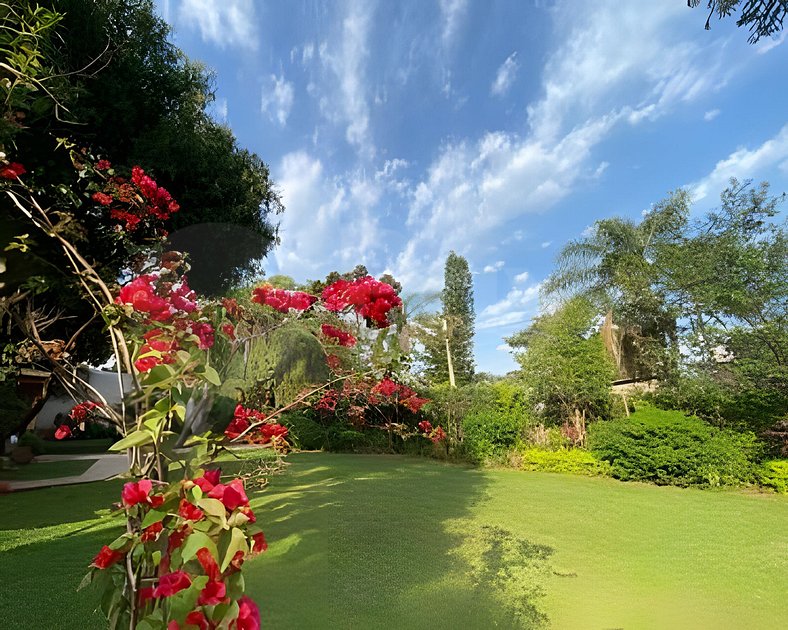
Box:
116, 275, 173, 321
320, 323, 357, 347
190, 322, 214, 350
193, 468, 221, 493
153, 570, 192, 598
232, 596, 261, 630
91, 545, 124, 569
315, 389, 339, 412
321, 276, 402, 327
178, 499, 205, 522
54, 424, 72, 440
0, 162, 26, 179
141, 521, 164, 542
325, 354, 342, 370
221, 323, 236, 340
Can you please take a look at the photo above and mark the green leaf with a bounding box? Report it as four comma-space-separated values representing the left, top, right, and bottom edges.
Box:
140, 509, 167, 528
202, 365, 221, 386
180, 531, 218, 563
196, 497, 228, 528
109, 429, 153, 452
219, 527, 248, 572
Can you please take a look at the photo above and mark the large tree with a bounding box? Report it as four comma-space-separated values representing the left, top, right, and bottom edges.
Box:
689, 0, 788, 44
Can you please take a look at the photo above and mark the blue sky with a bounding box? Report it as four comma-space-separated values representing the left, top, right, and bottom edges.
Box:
155, 0, 788, 374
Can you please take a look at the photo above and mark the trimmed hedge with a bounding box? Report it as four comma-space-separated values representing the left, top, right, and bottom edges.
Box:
518, 447, 611, 476
461, 410, 525, 463
760, 460, 788, 493
588, 406, 762, 487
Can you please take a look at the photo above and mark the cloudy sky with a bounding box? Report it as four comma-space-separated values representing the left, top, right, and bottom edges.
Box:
156, 0, 788, 374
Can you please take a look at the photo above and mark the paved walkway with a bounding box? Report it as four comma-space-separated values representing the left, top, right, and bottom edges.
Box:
4, 453, 128, 492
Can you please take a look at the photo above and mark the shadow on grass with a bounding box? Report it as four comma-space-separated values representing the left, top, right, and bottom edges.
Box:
244, 453, 556, 629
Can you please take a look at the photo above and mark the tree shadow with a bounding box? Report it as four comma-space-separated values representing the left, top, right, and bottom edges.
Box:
244, 453, 557, 629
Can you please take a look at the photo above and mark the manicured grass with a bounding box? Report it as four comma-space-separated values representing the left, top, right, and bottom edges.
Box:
0, 458, 97, 481
1, 454, 786, 629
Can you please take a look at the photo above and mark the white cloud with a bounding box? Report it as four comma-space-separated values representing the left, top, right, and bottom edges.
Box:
178, 0, 258, 50
514, 271, 529, 283
704, 108, 720, 121
491, 52, 519, 97
540, 241, 552, 249
271, 151, 382, 279
756, 31, 786, 55
689, 124, 788, 202
318, 1, 374, 158
261, 73, 295, 126
496, 343, 512, 353
439, 0, 468, 49
483, 260, 505, 273
211, 97, 228, 123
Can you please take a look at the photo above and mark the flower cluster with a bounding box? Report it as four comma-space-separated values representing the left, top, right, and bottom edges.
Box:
321, 276, 402, 328
88, 470, 264, 629
55, 401, 105, 440
417, 420, 447, 443
89, 162, 179, 232
224, 404, 289, 449
251, 285, 316, 313
0, 161, 26, 179
116, 273, 197, 323
315, 389, 339, 413
371, 377, 430, 413
320, 323, 357, 347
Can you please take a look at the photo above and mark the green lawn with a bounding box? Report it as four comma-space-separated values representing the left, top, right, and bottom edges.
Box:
1, 453, 786, 629
0, 458, 97, 481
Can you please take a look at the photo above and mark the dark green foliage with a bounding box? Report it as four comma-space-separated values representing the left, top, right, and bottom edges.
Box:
517, 447, 612, 476
279, 411, 326, 451
689, 0, 788, 44
461, 410, 525, 463
17, 431, 46, 455
0, 381, 29, 438
588, 406, 762, 487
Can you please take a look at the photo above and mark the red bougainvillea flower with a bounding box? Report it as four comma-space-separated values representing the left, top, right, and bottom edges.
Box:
221, 323, 236, 340
91, 191, 113, 206
69, 400, 100, 421
134, 355, 159, 373
208, 478, 249, 511
259, 423, 289, 444
0, 162, 26, 179
138, 587, 155, 604
95, 159, 111, 170
190, 322, 215, 350
153, 570, 192, 598
251, 531, 268, 555
322, 276, 402, 327
403, 396, 430, 414
169, 280, 197, 313
117, 275, 173, 321
224, 416, 250, 441
193, 468, 221, 493
54, 424, 72, 440
417, 420, 433, 434
141, 521, 164, 542
196, 547, 219, 581
239, 505, 257, 523
131, 166, 180, 220
233, 596, 261, 630
121, 479, 164, 508
167, 524, 191, 555
251, 285, 316, 313
178, 499, 205, 522
325, 354, 342, 370
320, 323, 357, 347
222, 297, 241, 318
110, 208, 142, 231
184, 610, 210, 630
431, 426, 447, 443
315, 389, 339, 412
198, 580, 227, 606
372, 377, 399, 398
91, 545, 124, 569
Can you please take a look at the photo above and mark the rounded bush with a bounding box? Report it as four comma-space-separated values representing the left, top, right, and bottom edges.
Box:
280, 411, 326, 451
462, 410, 525, 463
760, 460, 788, 493
518, 447, 611, 476
588, 406, 762, 487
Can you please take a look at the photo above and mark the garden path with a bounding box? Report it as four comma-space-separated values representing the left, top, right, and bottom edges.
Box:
5, 453, 127, 492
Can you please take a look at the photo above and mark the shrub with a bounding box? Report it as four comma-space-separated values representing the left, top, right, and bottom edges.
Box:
17, 431, 45, 455
760, 460, 788, 493
462, 410, 525, 463
518, 447, 612, 476
280, 411, 326, 451
588, 406, 762, 487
